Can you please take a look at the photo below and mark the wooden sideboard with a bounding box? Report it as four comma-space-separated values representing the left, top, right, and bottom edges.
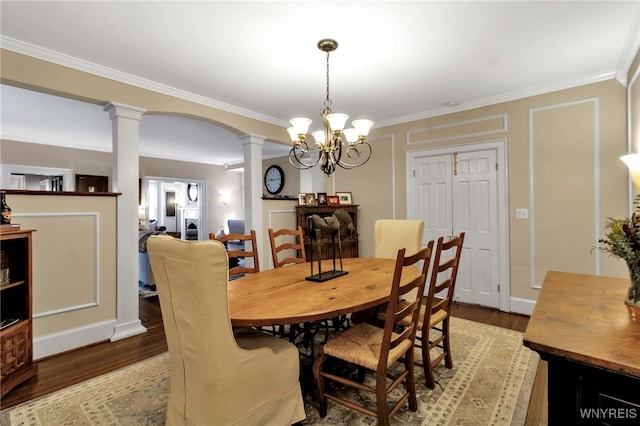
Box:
523, 271, 640, 425
295, 205, 358, 260
1, 228, 37, 398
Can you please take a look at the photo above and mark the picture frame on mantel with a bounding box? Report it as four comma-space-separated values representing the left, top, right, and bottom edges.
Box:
327, 195, 340, 205
336, 192, 353, 205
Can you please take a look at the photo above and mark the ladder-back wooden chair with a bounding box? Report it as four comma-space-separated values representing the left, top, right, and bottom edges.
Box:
210, 229, 260, 277
268, 226, 306, 268
410, 232, 465, 388
313, 246, 432, 425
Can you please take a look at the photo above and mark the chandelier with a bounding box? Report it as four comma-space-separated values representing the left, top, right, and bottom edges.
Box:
287, 39, 374, 176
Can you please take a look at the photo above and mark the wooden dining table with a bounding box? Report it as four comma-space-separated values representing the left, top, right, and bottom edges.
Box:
228, 257, 420, 327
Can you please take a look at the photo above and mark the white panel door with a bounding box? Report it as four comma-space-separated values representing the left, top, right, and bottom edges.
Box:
411, 148, 500, 308
414, 154, 452, 248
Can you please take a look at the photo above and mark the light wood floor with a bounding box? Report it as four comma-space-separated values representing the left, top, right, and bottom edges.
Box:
0, 297, 547, 424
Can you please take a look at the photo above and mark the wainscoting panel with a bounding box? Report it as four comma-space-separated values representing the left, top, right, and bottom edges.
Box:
6, 193, 118, 359
529, 98, 599, 289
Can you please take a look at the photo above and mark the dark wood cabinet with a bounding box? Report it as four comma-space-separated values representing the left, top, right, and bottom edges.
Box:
295, 205, 358, 260
524, 271, 640, 425
1, 228, 37, 399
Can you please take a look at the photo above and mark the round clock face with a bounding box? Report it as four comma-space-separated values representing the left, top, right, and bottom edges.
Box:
264, 165, 285, 195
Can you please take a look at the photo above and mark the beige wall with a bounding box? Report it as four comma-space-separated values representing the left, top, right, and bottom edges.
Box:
359, 80, 628, 302
2, 47, 637, 315
6, 193, 117, 359
264, 79, 629, 305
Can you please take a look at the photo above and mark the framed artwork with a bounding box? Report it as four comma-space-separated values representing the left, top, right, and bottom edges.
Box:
75, 174, 108, 193
327, 195, 340, 205
305, 193, 316, 205
166, 191, 176, 216
336, 192, 353, 205
298, 193, 307, 206
317, 192, 327, 205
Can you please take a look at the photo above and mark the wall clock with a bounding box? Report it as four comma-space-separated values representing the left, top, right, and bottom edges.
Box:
264, 165, 285, 195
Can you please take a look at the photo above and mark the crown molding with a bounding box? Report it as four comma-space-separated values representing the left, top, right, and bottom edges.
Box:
0, 36, 289, 128
615, 5, 640, 86
376, 72, 615, 128
0, 35, 629, 132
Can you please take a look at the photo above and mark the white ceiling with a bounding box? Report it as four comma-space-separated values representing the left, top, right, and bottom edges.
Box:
1, 1, 639, 166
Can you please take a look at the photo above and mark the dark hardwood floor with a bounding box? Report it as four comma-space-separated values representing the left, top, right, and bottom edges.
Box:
0, 297, 547, 424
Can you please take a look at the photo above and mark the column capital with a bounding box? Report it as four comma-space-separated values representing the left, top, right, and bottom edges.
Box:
239, 133, 267, 146
104, 102, 147, 121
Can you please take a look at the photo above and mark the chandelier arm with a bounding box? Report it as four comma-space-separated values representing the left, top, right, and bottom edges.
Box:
320, 151, 337, 176
288, 146, 323, 170
288, 147, 314, 170
336, 142, 373, 170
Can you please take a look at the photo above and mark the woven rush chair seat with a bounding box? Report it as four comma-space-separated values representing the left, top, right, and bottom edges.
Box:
397, 302, 447, 329
321, 323, 413, 371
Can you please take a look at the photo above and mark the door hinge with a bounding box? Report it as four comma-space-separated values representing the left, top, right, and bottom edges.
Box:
495, 163, 498, 171
413, 170, 415, 178
497, 284, 500, 292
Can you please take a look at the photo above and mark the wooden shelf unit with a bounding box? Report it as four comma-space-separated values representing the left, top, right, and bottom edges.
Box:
295, 205, 358, 260
1, 229, 37, 399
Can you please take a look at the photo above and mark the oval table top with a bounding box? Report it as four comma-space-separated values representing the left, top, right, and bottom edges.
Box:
228, 257, 419, 327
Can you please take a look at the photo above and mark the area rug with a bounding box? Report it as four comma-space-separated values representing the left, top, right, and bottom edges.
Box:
0, 317, 538, 425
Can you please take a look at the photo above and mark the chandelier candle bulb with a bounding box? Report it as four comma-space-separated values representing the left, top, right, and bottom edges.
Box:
326, 113, 349, 132
311, 131, 325, 146
352, 119, 374, 137
289, 117, 312, 135
343, 128, 359, 144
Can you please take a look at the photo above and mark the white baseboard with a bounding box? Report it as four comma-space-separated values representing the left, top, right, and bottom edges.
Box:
111, 320, 147, 342
34, 319, 117, 360
509, 296, 536, 316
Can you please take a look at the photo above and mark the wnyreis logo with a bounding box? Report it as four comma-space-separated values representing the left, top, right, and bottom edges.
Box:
579, 408, 637, 420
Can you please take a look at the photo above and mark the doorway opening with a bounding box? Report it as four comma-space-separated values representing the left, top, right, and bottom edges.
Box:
142, 176, 207, 241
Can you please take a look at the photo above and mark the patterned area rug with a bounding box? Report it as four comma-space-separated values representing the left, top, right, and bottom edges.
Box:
1, 317, 538, 425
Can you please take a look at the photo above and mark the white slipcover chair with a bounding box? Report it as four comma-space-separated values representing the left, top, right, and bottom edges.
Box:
147, 235, 306, 426
373, 219, 426, 310
374, 219, 424, 259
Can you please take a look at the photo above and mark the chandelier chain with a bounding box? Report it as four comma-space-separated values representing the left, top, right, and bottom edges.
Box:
325, 50, 331, 107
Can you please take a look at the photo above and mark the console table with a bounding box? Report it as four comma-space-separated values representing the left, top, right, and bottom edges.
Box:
523, 271, 640, 425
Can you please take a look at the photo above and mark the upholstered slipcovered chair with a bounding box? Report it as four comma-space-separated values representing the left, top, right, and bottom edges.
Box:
374, 219, 424, 259
147, 236, 306, 426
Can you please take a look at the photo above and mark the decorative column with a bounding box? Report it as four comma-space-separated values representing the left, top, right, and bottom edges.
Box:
299, 162, 326, 194
104, 102, 148, 341
239, 134, 265, 267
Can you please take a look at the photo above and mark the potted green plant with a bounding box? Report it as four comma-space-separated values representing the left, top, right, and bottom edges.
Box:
597, 195, 640, 306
